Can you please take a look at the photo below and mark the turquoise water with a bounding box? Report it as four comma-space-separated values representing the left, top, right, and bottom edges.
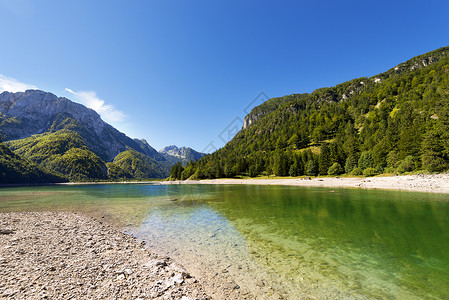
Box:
0, 184, 448, 299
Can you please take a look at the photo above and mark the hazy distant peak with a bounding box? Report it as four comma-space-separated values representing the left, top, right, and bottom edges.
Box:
159, 145, 179, 153
159, 145, 206, 165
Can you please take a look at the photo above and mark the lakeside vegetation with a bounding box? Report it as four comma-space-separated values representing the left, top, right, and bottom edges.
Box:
171, 46, 449, 180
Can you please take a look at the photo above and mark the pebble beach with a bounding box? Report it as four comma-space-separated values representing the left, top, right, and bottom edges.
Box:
0, 211, 210, 299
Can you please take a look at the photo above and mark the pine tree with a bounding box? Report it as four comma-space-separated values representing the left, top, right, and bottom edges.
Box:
319, 143, 332, 175
421, 130, 448, 172
358, 151, 374, 170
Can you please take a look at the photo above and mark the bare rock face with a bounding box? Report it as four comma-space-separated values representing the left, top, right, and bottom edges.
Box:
242, 112, 264, 130
0, 90, 157, 162
159, 145, 206, 165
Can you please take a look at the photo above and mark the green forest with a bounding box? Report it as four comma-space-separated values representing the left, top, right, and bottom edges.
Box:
171, 46, 449, 180
1, 130, 170, 183
0, 134, 65, 184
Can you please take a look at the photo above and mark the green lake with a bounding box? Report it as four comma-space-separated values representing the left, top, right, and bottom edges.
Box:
0, 184, 448, 299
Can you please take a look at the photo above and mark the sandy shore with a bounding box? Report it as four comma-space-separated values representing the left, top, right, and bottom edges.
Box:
161, 174, 449, 194
0, 211, 210, 299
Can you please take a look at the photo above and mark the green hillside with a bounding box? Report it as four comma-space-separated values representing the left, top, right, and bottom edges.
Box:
111, 150, 171, 179
177, 46, 449, 179
4, 129, 171, 182
0, 137, 65, 184
6, 130, 107, 181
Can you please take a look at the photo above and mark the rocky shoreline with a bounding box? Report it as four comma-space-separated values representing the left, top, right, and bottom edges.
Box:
0, 211, 210, 299
162, 174, 449, 194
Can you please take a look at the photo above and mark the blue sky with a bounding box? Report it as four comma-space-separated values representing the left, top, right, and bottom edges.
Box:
0, 0, 448, 152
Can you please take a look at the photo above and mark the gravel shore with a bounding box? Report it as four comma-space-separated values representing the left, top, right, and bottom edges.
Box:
0, 211, 210, 299
162, 174, 449, 193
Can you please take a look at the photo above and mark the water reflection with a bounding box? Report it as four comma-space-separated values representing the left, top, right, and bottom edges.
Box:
190, 185, 449, 299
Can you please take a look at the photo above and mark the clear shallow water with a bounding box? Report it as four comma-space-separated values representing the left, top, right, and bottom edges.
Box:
1, 184, 448, 299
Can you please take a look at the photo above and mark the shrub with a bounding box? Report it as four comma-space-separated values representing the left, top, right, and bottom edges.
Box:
396, 155, 415, 173
363, 167, 378, 177
358, 151, 374, 170
386, 150, 400, 169
328, 162, 343, 175
344, 155, 358, 173
351, 167, 363, 175
421, 154, 448, 172
305, 160, 318, 176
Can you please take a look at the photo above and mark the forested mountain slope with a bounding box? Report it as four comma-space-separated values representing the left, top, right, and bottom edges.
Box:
178, 46, 449, 179
0, 135, 65, 184
111, 150, 171, 179
6, 130, 107, 181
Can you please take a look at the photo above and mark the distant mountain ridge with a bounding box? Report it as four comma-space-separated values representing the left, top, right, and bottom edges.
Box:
159, 145, 206, 165
0, 90, 159, 162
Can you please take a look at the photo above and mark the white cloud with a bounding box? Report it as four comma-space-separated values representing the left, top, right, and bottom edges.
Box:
65, 88, 127, 122
0, 74, 37, 93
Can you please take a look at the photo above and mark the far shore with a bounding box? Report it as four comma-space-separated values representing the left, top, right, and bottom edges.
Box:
160, 174, 449, 194
3, 174, 448, 194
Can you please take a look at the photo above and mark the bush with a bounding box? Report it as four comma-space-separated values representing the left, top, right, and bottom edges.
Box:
421, 154, 448, 172
344, 155, 358, 173
383, 166, 396, 174
248, 165, 258, 177
386, 150, 400, 169
358, 151, 374, 170
351, 167, 363, 175
396, 155, 415, 173
328, 162, 343, 175
305, 160, 318, 176
363, 167, 378, 177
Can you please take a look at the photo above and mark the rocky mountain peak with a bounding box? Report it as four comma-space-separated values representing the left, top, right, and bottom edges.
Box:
159, 145, 179, 153
0, 89, 159, 162
159, 145, 206, 165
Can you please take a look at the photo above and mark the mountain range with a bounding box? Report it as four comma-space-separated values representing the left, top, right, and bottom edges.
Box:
0, 90, 205, 183
2, 45, 449, 183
